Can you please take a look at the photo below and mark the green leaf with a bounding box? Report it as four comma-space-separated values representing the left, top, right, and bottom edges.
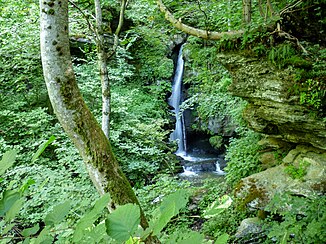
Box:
73, 193, 110, 243
204, 195, 232, 219
105, 203, 140, 242
33, 226, 54, 244
147, 189, 189, 237
32, 135, 56, 163
6, 198, 24, 222
44, 200, 71, 226
0, 150, 17, 175
21, 223, 40, 237
215, 233, 229, 244
170, 231, 205, 244
0, 190, 21, 218
20, 178, 36, 193
1, 223, 15, 236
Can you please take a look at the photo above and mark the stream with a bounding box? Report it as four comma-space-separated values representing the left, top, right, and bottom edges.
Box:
169, 45, 226, 180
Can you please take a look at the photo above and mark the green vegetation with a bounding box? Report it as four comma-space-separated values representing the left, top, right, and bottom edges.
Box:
284, 160, 310, 180
264, 193, 326, 243
1, 0, 325, 243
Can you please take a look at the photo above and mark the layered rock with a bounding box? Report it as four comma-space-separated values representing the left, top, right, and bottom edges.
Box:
217, 52, 326, 150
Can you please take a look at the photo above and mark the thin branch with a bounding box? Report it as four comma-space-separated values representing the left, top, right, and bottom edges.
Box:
196, 0, 209, 38
280, 0, 302, 16
278, 31, 308, 54
68, 0, 97, 40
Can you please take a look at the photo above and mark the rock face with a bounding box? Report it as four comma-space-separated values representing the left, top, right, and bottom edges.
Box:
217, 53, 326, 150
235, 145, 326, 209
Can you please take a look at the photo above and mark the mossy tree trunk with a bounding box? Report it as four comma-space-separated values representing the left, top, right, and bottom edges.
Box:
39, 0, 149, 229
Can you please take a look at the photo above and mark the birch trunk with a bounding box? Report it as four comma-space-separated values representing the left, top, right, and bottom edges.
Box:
39, 0, 149, 229
94, 0, 110, 138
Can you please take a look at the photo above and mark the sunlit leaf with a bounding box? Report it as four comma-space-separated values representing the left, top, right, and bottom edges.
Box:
32, 135, 56, 163
0, 150, 17, 175
21, 223, 40, 237
215, 233, 229, 244
73, 193, 110, 242
105, 203, 140, 242
204, 195, 232, 219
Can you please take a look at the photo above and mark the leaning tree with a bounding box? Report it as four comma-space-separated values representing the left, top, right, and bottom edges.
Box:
39, 0, 150, 231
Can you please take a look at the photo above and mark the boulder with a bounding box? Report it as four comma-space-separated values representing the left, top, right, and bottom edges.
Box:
235, 217, 265, 243
235, 145, 326, 209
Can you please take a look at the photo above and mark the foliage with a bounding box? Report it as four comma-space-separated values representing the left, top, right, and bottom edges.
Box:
209, 135, 223, 150
299, 78, 325, 110
224, 130, 262, 187
1, 162, 204, 244
182, 43, 247, 136
284, 160, 310, 180
201, 202, 253, 240
263, 193, 326, 244
203, 195, 232, 219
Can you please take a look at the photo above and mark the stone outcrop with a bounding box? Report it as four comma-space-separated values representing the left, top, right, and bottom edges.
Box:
235, 145, 326, 209
217, 52, 326, 150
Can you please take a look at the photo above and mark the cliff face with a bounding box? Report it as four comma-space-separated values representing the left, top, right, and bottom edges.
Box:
217, 52, 326, 150
218, 52, 326, 209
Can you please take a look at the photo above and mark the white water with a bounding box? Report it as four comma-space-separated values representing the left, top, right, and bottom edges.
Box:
169, 45, 226, 178
169, 45, 187, 156
215, 162, 226, 175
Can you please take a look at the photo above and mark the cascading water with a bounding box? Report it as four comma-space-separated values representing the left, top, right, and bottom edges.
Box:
169, 45, 187, 157
169, 45, 225, 178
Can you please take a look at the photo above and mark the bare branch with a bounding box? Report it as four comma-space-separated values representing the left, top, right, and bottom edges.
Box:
156, 0, 243, 40
68, 0, 96, 35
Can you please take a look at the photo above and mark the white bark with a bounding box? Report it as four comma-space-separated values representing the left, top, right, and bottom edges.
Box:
95, 0, 110, 138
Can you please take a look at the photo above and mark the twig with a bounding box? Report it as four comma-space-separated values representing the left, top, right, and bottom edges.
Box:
280, 0, 302, 16
274, 30, 308, 55
196, 0, 209, 38
68, 0, 97, 39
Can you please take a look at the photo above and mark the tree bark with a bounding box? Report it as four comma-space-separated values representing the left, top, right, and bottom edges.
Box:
39, 0, 149, 229
243, 0, 252, 24
94, 0, 110, 138
113, 0, 127, 51
156, 0, 243, 40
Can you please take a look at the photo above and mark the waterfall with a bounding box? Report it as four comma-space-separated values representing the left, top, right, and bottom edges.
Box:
169, 45, 187, 156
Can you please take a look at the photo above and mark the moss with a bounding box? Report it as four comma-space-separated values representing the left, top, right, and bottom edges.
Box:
47, 1, 55, 7
235, 179, 267, 211
48, 9, 55, 15
311, 180, 326, 193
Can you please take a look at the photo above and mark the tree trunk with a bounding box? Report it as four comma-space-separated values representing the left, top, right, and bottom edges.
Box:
94, 0, 110, 138
243, 0, 252, 24
157, 0, 243, 40
39, 0, 149, 229
113, 0, 126, 51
